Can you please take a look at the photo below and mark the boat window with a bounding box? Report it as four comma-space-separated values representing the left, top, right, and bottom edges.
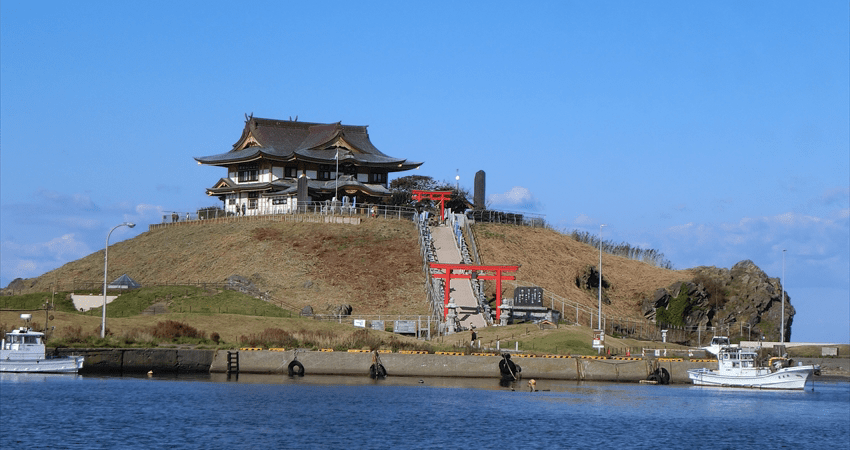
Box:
24, 336, 39, 344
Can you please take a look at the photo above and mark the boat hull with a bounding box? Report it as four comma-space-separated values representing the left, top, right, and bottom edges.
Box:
0, 356, 84, 373
687, 365, 816, 390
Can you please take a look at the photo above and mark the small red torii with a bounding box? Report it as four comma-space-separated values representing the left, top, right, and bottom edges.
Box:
412, 190, 453, 220
430, 263, 519, 322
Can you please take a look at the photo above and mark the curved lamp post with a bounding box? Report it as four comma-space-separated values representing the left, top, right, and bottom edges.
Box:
593, 224, 606, 355
102, 222, 135, 338
598, 224, 606, 330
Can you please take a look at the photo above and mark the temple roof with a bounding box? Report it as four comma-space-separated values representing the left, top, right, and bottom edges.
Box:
195, 116, 422, 171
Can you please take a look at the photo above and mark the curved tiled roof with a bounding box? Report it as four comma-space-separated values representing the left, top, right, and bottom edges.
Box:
195, 117, 421, 170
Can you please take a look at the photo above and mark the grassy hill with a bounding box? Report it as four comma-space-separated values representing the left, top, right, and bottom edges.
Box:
1, 216, 699, 353
12, 218, 427, 316
10, 218, 694, 319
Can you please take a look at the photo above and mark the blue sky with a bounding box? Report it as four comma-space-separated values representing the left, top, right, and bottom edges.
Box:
2, 1, 847, 343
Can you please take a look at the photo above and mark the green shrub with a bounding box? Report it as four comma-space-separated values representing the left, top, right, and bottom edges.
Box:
656, 283, 690, 327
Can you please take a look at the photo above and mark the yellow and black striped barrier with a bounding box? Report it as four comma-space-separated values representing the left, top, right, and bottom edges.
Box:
320, 348, 334, 352
658, 358, 684, 362
239, 347, 262, 351
347, 349, 372, 353
269, 348, 286, 352
399, 350, 429, 354
434, 351, 465, 356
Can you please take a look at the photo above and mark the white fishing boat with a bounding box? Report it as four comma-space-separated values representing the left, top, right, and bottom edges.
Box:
1, 314, 84, 373
687, 345, 819, 390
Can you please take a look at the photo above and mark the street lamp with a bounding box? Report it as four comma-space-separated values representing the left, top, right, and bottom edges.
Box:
591, 224, 606, 354
102, 222, 135, 338
598, 224, 606, 330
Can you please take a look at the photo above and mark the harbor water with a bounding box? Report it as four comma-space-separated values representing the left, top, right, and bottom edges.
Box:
2, 373, 848, 449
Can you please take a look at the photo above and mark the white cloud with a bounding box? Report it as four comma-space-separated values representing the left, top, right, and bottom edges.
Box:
488, 186, 543, 211
661, 212, 848, 285
35, 189, 99, 212
44, 234, 91, 261
0, 234, 91, 282
572, 214, 595, 226
134, 203, 164, 217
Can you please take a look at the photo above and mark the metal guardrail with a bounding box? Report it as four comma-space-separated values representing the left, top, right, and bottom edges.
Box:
415, 212, 450, 332
448, 213, 492, 324
502, 279, 660, 339
465, 209, 546, 228
158, 202, 418, 225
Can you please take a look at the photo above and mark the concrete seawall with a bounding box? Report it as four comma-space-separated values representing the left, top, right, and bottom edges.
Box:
209, 350, 715, 384
57, 348, 847, 382
53, 348, 213, 374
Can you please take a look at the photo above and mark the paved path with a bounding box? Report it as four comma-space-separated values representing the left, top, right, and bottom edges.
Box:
430, 225, 487, 329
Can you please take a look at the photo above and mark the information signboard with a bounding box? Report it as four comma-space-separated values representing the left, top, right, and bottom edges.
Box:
514, 287, 544, 306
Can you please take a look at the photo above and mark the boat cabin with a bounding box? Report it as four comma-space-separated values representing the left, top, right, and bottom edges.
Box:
718, 346, 757, 371
1, 328, 47, 361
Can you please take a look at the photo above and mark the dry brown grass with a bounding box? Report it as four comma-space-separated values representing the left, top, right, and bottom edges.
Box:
0, 310, 425, 347
12, 218, 697, 333
20, 218, 427, 317
473, 224, 693, 319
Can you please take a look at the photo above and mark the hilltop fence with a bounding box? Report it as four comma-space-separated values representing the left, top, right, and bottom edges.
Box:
152, 202, 419, 230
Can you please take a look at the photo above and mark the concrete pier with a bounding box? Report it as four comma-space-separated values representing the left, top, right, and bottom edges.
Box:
56, 348, 846, 382
208, 349, 714, 384
53, 348, 213, 374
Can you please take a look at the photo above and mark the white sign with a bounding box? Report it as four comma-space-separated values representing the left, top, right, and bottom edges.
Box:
353, 319, 366, 328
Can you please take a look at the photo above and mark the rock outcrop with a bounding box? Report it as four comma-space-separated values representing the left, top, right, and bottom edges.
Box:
641, 260, 793, 343
575, 265, 611, 305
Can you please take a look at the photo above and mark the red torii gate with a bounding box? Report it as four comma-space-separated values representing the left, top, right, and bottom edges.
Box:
429, 263, 519, 322
412, 190, 453, 221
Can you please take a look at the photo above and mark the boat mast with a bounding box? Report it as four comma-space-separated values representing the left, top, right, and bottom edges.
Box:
781, 249, 786, 343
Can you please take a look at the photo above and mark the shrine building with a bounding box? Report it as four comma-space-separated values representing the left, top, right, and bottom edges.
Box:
195, 115, 423, 215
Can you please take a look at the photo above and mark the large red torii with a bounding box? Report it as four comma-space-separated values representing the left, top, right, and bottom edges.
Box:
412, 190, 453, 221
430, 263, 519, 322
